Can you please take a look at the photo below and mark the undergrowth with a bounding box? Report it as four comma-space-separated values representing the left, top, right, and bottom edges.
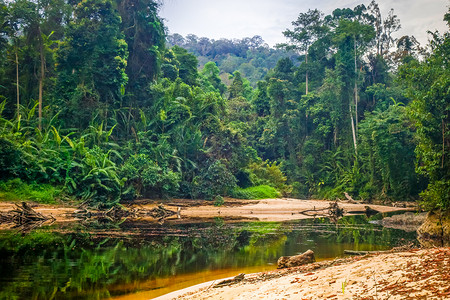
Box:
230, 185, 280, 199
0, 178, 60, 204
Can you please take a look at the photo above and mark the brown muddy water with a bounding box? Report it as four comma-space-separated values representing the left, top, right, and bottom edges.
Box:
0, 214, 417, 299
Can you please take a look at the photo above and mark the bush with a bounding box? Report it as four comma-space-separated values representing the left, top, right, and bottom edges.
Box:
192, 160, 237, 200
247, 160, 292, 195
66, 146, 123, 208
0, 138, 25, 180
213, 195, 225, 206
230, 185, 280, 199
121, 154, 181, 198
0, 178, 60, 204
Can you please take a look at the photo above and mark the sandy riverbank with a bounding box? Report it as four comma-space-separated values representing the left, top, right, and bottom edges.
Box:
159, 247, 450, 300
0, 198, 412, 228
171, 198, 412, 222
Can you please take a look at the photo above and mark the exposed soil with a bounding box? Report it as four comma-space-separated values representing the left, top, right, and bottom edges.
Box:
160, 247, 450, 300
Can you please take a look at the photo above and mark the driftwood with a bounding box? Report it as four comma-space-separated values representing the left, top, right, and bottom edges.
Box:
213, 273, 245, 288
149, 204, 177, 219
344, 250, 383, 255
72, 203, 178, 222
0, 202, 55, 232
364, 206, 381, 216
277, 249, 316, 269
294, 201, 344, 223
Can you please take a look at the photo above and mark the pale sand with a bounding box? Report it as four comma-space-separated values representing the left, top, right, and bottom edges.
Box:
159, 247, 450, 300
177, 198, 412, 222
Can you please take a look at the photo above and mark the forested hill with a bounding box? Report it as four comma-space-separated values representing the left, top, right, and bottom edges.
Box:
166, 34, 300, 86
0, 0, 448, 212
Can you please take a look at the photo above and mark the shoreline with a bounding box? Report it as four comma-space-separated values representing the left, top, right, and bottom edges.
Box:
0, 198, 414, 229
157, 247, 450, 300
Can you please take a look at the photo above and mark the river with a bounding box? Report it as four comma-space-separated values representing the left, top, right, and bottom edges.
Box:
0, 213, 417, 299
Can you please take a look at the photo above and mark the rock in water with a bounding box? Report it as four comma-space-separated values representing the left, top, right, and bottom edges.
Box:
277, 249, 315, 269
417, 210, 450, 247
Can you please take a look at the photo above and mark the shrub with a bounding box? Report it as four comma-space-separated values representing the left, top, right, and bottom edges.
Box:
247, 160, 292, 195
192, 160, 237, 200
0, 178, 60, 204
230, 185, 280, 199
121, 154, 181, 198
66, 146, 123, 208
0, 138, 25, 180
213, 195, 224, 206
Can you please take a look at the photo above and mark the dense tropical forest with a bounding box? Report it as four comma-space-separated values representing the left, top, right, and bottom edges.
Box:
0, 0, 448, 212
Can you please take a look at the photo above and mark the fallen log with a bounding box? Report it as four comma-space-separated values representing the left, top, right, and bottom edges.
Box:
71, 203, 178, 222
0, 202, 55, 232
149, 203, 177, 219
11, 202, 49, 225
364, 206, 381, 216
213, 273, 245, 288
277, 249, 316, 269
344, 250, 381, 255
294, 201, 344, 223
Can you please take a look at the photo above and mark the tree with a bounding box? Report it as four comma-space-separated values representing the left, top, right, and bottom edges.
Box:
116, 0, 165, 105
398, 14, 450, 210
56, 0, 128, 128
201, 61, 226, 94
171, 45, 198, 86
332, 17, 375, 154
358, 103, 418, 200
278, 9, 327, 95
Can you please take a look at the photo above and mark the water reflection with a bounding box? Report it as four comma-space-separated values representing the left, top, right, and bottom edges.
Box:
0, 214, 417, 299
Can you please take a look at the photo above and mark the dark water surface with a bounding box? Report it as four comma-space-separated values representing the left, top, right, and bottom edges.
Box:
0, 214, 417, 299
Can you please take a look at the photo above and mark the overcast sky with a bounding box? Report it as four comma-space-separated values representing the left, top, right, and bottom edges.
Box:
159, 0, 448, 47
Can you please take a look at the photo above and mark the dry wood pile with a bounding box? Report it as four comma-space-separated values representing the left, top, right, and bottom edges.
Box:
294, 201, 344, 223
0, 202, 55, 231
72, 203, 178, 221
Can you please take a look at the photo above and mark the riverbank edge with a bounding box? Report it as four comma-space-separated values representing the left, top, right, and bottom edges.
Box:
156, 247, 450, 300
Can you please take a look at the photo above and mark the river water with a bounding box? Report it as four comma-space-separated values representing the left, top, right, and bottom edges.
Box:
0, 214, 417, 299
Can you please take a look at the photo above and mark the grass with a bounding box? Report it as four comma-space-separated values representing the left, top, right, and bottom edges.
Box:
0, 178, 60, 204
230, 185, 281, 200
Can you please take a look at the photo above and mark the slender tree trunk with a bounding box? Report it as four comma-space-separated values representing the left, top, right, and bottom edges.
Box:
305, 49, 308, 95
443, 119, 445, 168
354, 36, 358, 135
15, 48, 20, 121
38, 28, 45, 130
350, 100, 357, 155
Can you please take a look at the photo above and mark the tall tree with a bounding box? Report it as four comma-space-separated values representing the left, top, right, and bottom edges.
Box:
399, 13, 450, 210
116, 0, 165, 105
332, 16, 375, 154
56, 0, 128, 128
278, 9, 327, 95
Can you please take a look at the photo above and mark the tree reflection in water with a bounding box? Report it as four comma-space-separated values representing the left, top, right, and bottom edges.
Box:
0, 214, 417, 299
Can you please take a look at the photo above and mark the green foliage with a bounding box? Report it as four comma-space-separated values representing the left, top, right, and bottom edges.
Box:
358, 104, 418, 201
192, 160, 237, 200
230, 185, 280, 200
0, 178, 59, 204
66, 146, 124, 208
398, 18, 450, 210
213, 195, 224, 206
121, 154, 180, 198
0, 0, 447, 209
55, 0, 128, 128
247, 160, 291, 195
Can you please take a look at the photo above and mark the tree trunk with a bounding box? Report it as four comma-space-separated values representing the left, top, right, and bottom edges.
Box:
305, 50, 309, 95
350, 100, 357, 155
354, 36, 358, 135
38, 28, 45, 130
15, 48, 20, 121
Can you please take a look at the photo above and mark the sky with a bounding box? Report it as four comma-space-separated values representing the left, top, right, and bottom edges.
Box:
159, 0, 449, 47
